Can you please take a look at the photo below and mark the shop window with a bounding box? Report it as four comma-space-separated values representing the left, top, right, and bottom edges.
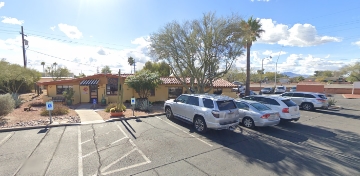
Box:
213, 88, 223, 95
168, 87, 183, 99
107, 78, 119, 95
56, 85, 73, 95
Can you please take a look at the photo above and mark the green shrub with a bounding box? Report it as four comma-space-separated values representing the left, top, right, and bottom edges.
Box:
30, 101, 46, 107
328, 98, 337, 106
105, 103, 126, 112
40, 104, 69, 116
0, 93, 15, 116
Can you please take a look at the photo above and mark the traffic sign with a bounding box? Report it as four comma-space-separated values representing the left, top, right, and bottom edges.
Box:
131, 98, 136, 105
93, 98, 97, 104
46, 101, 54, 111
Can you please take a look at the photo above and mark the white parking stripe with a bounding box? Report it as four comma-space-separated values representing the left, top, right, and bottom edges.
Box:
0, 133, 12, 147
78, 126, 83, 176
156, 116, 213, 147
81, 139, 91, 145
82, 137, 128, 158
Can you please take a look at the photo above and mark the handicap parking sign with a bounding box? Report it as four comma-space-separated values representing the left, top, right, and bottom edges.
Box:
93, 98, 97, 104
131, 98, 136, 105
46, 101, 54, 111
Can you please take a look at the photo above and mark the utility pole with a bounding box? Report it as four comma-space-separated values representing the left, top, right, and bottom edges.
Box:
20, 26, 26, 68
260, 56, 272, 90
274, 46, 284, 87
133, 59, 136, 74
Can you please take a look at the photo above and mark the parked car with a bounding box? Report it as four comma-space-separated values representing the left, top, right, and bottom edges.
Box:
274, 86, 286, 94
241, 95, 300, 121
234, 100, 280, 128
239, 90, 257, 98
280, 92, 329, 111
290, 86, 297, 92
164, 94, 242, 133
260, 87, 274, 94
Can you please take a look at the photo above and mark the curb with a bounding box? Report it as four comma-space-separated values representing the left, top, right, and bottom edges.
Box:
0, 123, 81, 133
105, 113, 166, 122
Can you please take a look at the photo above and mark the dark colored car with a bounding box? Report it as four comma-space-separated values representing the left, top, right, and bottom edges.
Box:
260, 87, 274, 94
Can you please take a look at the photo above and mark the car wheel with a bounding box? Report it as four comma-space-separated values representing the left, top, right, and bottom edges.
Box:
302, 103, 314, 111
242, 117, 255, 128
165, 107, 173, 119
194, 116, 207, 133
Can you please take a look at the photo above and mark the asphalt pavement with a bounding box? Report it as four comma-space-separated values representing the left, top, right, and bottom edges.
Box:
0, 95, 359, 175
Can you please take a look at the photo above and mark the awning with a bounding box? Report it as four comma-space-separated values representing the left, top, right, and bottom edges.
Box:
80, 79, 99, 85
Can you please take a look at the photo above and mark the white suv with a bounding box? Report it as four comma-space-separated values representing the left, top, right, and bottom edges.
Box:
242, 95, 300, 121
274, 86, 286, 94
164, 94, 242, 133
280, 92, 329, 111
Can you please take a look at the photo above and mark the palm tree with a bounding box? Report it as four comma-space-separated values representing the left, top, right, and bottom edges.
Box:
240, 16, 265, 96
128, 56, 135, 73
53, 62, 57, 71
41, 62, 45, 76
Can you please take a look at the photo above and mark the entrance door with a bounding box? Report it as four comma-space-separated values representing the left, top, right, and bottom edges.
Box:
89, 85, 98, 103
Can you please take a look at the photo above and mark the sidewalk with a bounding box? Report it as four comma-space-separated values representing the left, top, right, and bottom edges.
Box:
75, 104, 105, 124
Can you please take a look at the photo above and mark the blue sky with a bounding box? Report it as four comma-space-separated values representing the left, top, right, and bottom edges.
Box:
0, 0, 360, 76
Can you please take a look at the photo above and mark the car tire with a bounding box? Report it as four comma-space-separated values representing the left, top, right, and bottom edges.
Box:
194, 116, 207, 133
302, 103, 314, 111
242, 117, 255, 128
165, 107, 174, 119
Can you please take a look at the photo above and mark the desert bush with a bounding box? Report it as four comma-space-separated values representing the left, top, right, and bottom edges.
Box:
11, 93, 23, 108
105, 103, 126, 112
328, 98, 337, 106
40, 104, 69, 116
30, 101, 46, 107
0, 93, 15, 116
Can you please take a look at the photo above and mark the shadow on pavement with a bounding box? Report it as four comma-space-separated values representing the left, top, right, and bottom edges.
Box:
313, 109, 360, 120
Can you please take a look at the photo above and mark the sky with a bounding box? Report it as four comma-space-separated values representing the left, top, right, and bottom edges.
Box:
0, 0, 360, 76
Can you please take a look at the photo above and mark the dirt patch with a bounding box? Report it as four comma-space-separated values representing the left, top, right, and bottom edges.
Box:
96, 104, 164, 121
0, 92, 80, 129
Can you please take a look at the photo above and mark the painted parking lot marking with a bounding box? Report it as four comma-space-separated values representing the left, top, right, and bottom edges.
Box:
82, 137, 128, 158
78, 126, 83, 176
0, 133, 13, 147
155, 116, 213, 147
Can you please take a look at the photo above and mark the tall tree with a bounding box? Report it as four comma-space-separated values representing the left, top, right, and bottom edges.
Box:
125, 70, 162, 99
41, 62, 45, 76
240, 16, 265, 96
45, 65, 71, 81
149, 12, 244, 93
128, 56, 135, 73
53, 62, 57, 71
142, 61, 171, 77
101, 65, 112, 74
341, 62, 360, 82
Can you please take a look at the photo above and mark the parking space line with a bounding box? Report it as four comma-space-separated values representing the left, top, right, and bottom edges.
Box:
155, 116, 213, 147
78, 126, 83, 176
0, 133, 13, 147
82, 137, 128, 158
81, 139, 91, 145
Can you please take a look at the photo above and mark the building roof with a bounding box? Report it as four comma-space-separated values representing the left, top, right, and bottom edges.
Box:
37, 73, 236, 88
80, 79, 100, 85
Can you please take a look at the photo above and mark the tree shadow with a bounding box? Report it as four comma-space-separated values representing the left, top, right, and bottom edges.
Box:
313, 109, 360, 120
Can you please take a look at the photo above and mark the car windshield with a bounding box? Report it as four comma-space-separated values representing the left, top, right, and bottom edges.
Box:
282, 99, 297, 107
277, 87, 285, 89
216, 100, 237, 111
263, 88, 270, 90
291, 87, 296, 89
250, 103, 271, 111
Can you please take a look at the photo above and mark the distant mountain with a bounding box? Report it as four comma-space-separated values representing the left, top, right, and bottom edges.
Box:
282, 72, 310, 78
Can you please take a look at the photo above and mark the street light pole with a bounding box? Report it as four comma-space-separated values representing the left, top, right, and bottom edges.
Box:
260, 56, 272, 90
274, 46, 284, 87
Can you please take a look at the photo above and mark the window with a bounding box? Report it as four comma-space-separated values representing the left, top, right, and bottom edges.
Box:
236, 102, 249, 110
216, 100, 236, 110
318, 94, 327, 99
149, 88, 155, 96
304, 94, 316, 98
187, 96, 199, 106
293, 93, 304, 97
282, 99, 297, 107
56, 85, 73, 95
107, 78, 118, 95
203, 98, 214, 108
213, 88, 222, 95
263, 98, 280, 106
168, 87, 183, 98
282, 93, 293, 97
176, 95, 188, 103
251, 103, 271, 111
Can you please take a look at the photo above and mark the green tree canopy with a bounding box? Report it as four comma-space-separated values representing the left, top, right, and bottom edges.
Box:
314, 70, 333, 77
142, 61, 171, 77
149, 12, 244, 93
125, 70, 163, 99
341, 62, 360, 82
101, 65, 112, 74
45, 65, 71, 81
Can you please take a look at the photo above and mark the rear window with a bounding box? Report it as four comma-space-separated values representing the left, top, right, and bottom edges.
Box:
216, 100, 237, 111
251, 103, 271, 111
277, 87, 285, 89
281, 99, 297, 107
318, 95, 327, 99
263, 88, 270, 90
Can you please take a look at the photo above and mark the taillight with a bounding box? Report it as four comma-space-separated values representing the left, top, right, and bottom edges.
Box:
317, 99, 326, 102
211, 110, 220, 118
282, 108, 289, 113
261, 114, 270, 119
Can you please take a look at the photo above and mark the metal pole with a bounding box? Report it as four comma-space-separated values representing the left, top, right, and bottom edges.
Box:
49, 110, 52, 124
275, 46, 284, 87
260, 59, 263, 89
21, 26, 26, 68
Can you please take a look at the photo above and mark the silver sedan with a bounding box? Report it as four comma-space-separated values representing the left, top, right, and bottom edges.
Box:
234, 100, 280, 128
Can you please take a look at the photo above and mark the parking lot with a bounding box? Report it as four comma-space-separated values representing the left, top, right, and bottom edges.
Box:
0, 95, 359, 175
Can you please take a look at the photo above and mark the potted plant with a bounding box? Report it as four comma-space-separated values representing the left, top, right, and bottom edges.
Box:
63, 88, 75, 106
109, 104, 126, 117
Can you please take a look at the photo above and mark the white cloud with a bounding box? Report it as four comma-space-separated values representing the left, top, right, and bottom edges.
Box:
58, 23, 82, 39
0, 2, 4, 8
258, 19, 341, 47
1, 16, 24, 25
325, 54, 330, 59
0, 35, 152, 76
251, 0, 270, 2
262, 50, 287, 57
50, 26, 56, 31
352, 40, 360, 47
